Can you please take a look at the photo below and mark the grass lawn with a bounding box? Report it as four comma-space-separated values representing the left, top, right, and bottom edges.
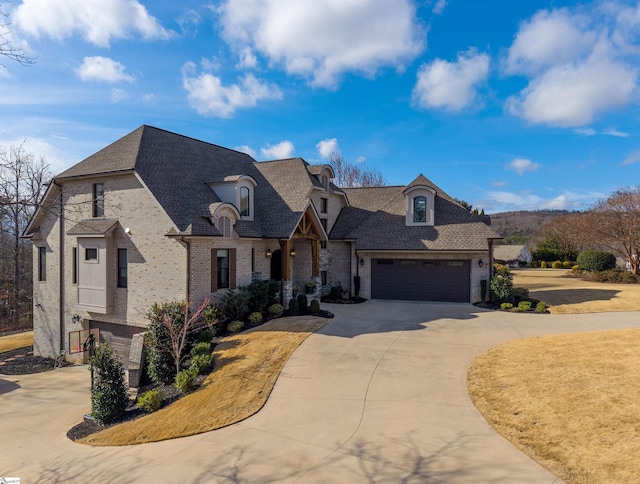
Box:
468, 328, 640, 484
0, 331, 34, 353
512, 268, 640, 313
79, 315, 327, 446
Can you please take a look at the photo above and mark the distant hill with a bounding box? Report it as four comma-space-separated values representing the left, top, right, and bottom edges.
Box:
489, 210, 569, 248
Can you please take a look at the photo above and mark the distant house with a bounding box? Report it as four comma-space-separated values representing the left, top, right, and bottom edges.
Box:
493, 245, 532, 267
24, 125, 501, 368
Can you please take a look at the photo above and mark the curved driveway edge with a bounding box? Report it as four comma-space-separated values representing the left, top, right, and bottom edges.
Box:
2, 301, 639, 483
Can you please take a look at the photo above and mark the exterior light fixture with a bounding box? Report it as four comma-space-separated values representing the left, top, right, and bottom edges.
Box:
290, 248, 296, 257
265, 249, 272, 258
360, 258, 364, 266
72, 314, 81, 323
478, 259, 484, 267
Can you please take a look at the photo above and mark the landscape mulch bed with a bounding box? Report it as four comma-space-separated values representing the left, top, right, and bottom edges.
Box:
0, 345, 56, 375
66, 375, 206, 442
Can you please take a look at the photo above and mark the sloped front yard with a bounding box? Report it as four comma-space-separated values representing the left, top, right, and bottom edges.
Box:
468, 328, 640, 484
512, 268, 640, 313
78, 316, 327, 446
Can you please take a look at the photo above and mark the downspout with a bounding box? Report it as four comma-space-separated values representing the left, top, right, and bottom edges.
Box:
488, 238, 495, 300
53, 181, 65, 353
181, 237, 191, 298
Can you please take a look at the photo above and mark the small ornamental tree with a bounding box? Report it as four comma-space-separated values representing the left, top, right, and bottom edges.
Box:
145, 298, 215, 380
90, 342, 129, 424
490, 266, 515, 304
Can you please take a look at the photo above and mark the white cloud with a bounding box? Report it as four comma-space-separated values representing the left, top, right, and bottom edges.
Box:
484, 190, 599, 212
316, 138, 339, 158
504, 5, 639, 127
0, 136, 67, 175
76, 56, 134, 83
261, 140, 295, 159
603, 128, 628, 138
234, 145, 256, 157
505, 47, 637, 127
178, 9, 201, 37
12, 0, 173, 47
217, 0, 425, 88
143, 93, 155, 102
575, 127, 628, 137
110, 88, 129, 103
413, 49, 490, 111
506, 158, 541, 175
622, 150, 640, 166
432, 0, 447, 15
236, 47, 258, 69
504, 9, 595, 75
182, 62, 282, 118
356, 156, 366, 163
492, 181, 507, 187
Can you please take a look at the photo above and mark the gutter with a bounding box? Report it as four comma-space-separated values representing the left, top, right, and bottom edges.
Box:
181, 237, 191, 298
53, 181, 65, 353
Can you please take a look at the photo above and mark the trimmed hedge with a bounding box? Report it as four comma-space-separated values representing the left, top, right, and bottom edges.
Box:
577, 250, 616, 272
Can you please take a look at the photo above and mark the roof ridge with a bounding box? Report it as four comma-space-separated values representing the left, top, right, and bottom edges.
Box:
140, 125, 257, 159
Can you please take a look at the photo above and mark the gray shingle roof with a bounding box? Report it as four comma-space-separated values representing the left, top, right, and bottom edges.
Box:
493, 245, 531, 262
55, 126, 324, 239
332, 175, 501, 251
67, 219, 119, 236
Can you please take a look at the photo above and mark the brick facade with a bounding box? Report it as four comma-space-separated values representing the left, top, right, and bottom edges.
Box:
32, 174, 186, 360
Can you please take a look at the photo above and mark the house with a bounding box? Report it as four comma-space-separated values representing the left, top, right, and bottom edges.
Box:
25, 125, 501, 367
493, 244, 532, 267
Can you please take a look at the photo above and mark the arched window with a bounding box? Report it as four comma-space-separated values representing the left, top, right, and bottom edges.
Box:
413, 196, 426, 223
240, 186, 250, 217
217, 216, 231, 237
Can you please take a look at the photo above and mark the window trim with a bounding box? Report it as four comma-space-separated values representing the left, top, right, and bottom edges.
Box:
92, 182, 104, 217
117, 248, 127, 288
85, 247, 98, 263
211, 248, 236, 292
217, 216, 232, 238
240, 186, 250, 218
413, 196, 427, 223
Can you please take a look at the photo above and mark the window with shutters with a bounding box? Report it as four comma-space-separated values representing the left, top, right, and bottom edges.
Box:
211, 248, 236, 292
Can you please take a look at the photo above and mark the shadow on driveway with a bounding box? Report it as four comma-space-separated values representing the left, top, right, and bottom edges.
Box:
0, 377, 20, 395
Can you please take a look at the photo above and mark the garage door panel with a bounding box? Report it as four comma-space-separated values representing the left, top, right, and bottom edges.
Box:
90, 321, 143, 368
372, 259, 470, 302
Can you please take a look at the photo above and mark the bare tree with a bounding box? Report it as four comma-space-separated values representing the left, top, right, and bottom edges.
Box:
329, 152, 385, 188
1, 7, 34, 66
588, 187, 640, 275
0, 142, 50, 327
147, 298, 214, 377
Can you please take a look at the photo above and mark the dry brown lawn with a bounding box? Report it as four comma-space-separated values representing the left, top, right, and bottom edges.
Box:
512, 268, 640, 314
79, 316, 327, 446
0, 331, 34, 353
468, 328, 640, 484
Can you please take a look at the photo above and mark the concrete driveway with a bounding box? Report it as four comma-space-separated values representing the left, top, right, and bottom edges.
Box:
2, 301, 639, 483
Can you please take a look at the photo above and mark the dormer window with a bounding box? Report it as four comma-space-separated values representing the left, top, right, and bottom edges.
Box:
217, 216, 231, 237
240, 186, 250, 217
405, 185, 435, 226
207, 174, 256, 221
413, 196, 426, 223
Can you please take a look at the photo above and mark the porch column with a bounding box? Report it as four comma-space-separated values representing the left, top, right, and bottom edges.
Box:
281, 239, 291, 281
311, 238, 320, 277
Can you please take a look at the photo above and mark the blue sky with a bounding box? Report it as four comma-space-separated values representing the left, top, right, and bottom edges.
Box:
2, 0, 640, 213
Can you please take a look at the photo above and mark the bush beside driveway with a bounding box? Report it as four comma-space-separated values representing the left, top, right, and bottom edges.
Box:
512, 268, 640, 313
